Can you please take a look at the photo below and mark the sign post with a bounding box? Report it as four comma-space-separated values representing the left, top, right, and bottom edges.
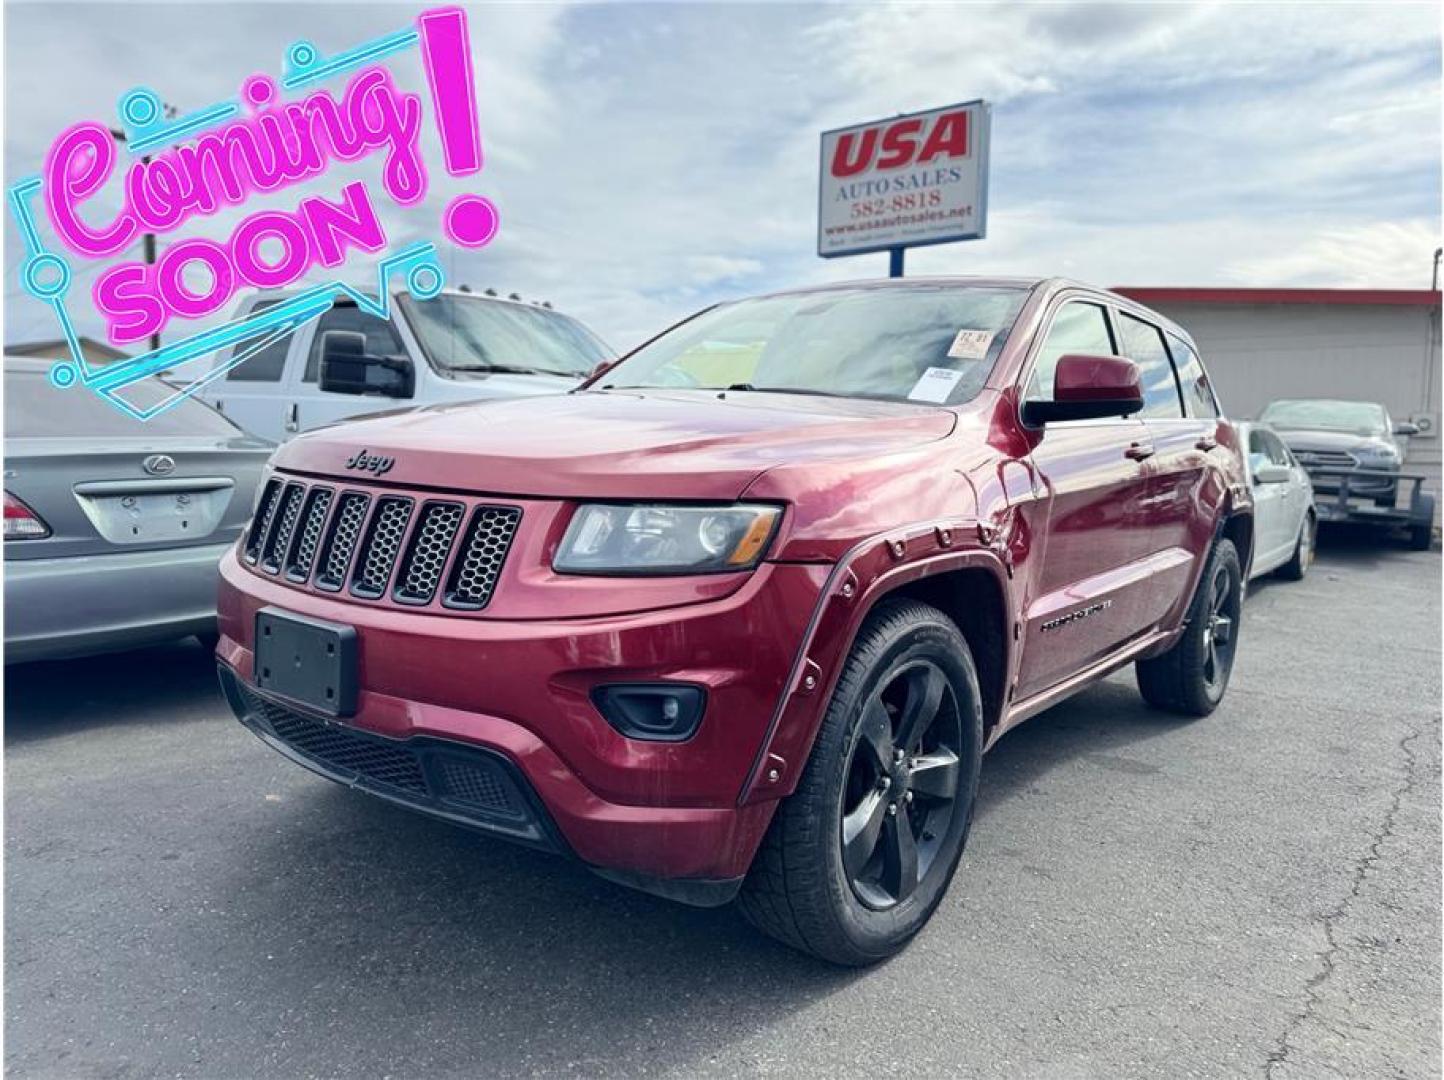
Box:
818, 100, 990, 277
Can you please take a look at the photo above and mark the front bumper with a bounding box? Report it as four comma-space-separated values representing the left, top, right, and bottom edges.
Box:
5, 541, 228, 663
217, 546, 829, 887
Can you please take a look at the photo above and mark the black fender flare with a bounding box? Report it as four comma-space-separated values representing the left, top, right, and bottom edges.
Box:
737, 520, 1013, 806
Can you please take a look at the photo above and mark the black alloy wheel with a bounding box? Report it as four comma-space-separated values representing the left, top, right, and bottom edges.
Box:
1136, 537, 1243, 717
737, 599, 983, 966
1200, 559, 1239, 696
840, 660, 962, 910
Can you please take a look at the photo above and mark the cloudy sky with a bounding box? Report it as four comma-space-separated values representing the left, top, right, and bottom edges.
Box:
4, 1, 1440, 354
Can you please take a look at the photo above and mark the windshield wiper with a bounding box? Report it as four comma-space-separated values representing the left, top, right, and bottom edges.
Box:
710, 385, 838, 398
445, 362, 575, 377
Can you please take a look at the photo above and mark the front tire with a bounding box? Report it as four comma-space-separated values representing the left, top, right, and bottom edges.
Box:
1276, 511, 1315, 581
1136, 538, 1243, 716
737, 599, 983, 966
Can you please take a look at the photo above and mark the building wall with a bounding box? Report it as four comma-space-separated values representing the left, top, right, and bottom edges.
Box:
1145, 300, 1442, 515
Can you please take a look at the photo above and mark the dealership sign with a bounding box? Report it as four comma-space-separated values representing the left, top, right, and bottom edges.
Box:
817, 100, 990, 259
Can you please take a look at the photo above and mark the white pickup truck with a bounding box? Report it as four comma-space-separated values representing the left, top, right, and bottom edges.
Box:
201, 288, 611, 442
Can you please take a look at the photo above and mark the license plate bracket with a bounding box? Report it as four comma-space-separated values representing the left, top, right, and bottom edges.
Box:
254, 607, 358, 717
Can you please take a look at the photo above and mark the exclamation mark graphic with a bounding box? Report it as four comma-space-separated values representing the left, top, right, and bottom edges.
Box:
419, 7, 499, 248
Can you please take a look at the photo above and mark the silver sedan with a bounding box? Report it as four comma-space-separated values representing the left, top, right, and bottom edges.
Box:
4, 358, 273, 662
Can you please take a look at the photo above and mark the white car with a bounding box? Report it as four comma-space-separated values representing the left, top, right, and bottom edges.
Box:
1239, 420, 1317, 581
202, 288, 611, 443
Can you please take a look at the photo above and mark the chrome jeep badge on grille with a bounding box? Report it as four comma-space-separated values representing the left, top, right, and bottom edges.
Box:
344, 449, 395, 477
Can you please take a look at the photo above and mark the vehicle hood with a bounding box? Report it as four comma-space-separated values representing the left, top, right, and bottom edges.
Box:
271, 389, 956, 500
1275, 429, 1393, 455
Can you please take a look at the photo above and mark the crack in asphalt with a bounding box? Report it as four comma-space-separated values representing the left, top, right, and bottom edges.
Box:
1262, 722, 1426, 1078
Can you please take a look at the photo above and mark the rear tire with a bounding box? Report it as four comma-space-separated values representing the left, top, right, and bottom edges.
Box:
1409, 524, 1434, 551
1277, 512, 1315, 581
737, 599, 983, 966
1136, 538, 1242, 717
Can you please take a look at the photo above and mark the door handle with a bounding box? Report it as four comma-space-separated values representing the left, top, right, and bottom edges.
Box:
284, 402, 299, 433
1124, 441, 1155, 461
1195, 436, 1217, 452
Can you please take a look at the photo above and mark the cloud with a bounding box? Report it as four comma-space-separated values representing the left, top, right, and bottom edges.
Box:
1221, 218, 1441, 288
683, 255, 764, 286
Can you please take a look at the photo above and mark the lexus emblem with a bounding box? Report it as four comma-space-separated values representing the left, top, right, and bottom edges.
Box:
142, 454, 176, 476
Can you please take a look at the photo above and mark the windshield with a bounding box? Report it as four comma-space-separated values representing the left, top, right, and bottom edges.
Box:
1260, 399, 1388, 436
5, 365, 243, 438
402, 294, 609, 378
599, 285, 1029, 405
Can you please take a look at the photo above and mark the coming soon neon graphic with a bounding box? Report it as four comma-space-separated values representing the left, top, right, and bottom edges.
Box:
8, 6, 497, 421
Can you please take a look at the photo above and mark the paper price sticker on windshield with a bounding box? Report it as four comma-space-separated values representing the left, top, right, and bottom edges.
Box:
947, 329, 994, 361
908, 366, 966, 404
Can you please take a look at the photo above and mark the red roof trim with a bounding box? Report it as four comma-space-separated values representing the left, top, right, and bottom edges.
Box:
1112, 287, 1441, 308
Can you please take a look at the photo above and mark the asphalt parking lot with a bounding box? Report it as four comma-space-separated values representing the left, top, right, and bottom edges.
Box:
6, 534, 1440, 1079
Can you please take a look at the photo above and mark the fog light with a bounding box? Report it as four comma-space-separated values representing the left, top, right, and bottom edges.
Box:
591, 683, 706, 742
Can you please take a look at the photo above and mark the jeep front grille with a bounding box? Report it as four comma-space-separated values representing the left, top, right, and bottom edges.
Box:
445, 506, 522, 610
242, 475, 522, 613
351, 496, 413, 598
394, 501, 466, 605
244, 478, 283, 563
285, 487, 333, 583
315, 492, 372, 592
261, 482, 306, 573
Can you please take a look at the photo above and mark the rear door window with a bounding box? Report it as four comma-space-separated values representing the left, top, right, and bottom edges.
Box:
1117, 313, 1183, 418
1025, 301, 1116, 401
1165, 333, 1220, 418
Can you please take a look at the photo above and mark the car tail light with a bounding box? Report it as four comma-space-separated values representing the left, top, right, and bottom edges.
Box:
4, 491, 50, 540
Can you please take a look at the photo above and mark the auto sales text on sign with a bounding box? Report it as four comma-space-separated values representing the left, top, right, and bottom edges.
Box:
817, 100, 990, 259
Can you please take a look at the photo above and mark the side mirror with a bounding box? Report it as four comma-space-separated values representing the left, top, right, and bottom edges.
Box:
1254, 462, 1292, 485
1023, 354, 1144, 425
318, 331, 414, 399
1393, 421, 1420, 436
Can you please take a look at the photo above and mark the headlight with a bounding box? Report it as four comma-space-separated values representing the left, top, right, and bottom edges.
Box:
555, 503, 781, 575
1356, 444, 1400, 465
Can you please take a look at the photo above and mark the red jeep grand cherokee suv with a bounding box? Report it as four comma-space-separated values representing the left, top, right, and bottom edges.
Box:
218, 278, 1251, 965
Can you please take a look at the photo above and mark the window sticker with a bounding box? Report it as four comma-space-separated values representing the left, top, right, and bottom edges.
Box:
947, 328, 994, 361
908, 366, 966, 403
